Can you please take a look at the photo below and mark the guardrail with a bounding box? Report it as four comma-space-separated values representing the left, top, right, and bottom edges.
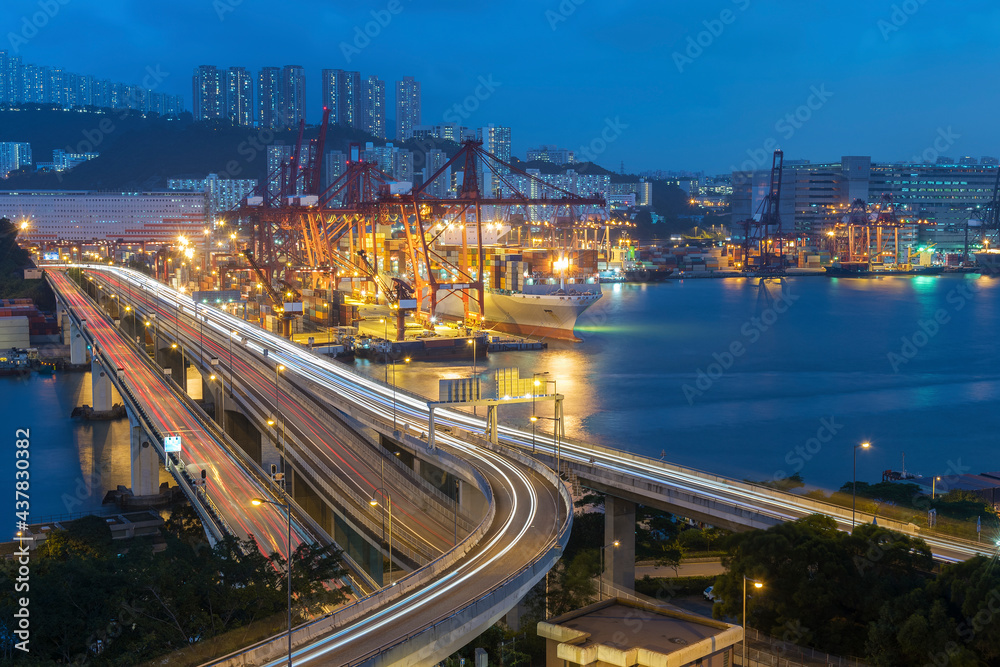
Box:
201, 440, 498, 667
112, 271, 475, 566
49, 275, 229, 544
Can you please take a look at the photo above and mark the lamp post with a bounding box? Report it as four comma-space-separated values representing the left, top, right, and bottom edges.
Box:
599, 540, 620, 600
853, 441, 871, 528
468, 337, 478, 415
391, 357, 410, 430
250, 496, 293, 667
370, 488, 393, 586
931, 475, 942, 499
743, 576, 763, 667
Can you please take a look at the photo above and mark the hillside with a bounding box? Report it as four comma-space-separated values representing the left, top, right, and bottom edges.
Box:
0, 108, 377, 190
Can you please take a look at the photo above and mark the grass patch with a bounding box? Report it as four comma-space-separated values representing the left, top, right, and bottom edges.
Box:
139, 611, 289, 667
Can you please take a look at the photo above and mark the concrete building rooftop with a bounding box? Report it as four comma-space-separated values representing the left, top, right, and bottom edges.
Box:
538, 598, 741, 667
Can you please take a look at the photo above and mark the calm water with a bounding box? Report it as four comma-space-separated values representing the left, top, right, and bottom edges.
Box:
0, 371, 157, 533
358, 274, 1000, 490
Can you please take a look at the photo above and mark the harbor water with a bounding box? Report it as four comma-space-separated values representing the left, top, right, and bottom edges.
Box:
357, 274, 1000, 490
5, 273, 998, 533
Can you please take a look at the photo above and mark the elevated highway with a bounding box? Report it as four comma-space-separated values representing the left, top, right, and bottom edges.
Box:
55, 266, 572, 667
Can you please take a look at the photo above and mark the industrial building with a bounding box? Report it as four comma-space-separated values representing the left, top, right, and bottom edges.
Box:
732, 157, 1000, 251
2, 190, 206, 244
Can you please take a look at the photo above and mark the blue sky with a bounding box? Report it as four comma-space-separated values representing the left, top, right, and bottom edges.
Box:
4, 0, 1000, 173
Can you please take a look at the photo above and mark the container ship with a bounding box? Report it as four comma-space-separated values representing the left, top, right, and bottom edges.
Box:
429, 240, 602, 341
435, 282, 602, 341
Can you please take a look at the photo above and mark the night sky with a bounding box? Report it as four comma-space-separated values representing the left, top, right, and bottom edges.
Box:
4, 0, 1000, 173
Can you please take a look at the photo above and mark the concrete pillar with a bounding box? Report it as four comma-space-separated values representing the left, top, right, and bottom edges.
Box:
604, 495, 636, 591
129, 410, 159, 496
61, 310, 71, 345
91, 358, 113, 412
70, 323, 86, 365
458, 479, 488, 521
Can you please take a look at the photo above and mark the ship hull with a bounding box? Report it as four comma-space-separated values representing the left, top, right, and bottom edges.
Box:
434, 288, 601, 341
976, 252, 1000, 275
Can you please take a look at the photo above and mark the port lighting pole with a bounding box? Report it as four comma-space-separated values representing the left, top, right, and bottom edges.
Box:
743, 577, 763, 666
599, 540, 619, 600
391, 357, 410, 431
251, 497, 293, 667
370, 488, 393, 586
931, 475, 941, 499
853, 441, 871, 528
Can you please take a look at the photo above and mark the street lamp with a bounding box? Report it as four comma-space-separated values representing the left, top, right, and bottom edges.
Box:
250, 496, 293, 667
853, 441, 871, 528
743, 576, 763, 666
370, 489, 393, 586
275, 363, 285, 410
931, 475, 942, 499
391, 357, 410, 430
599, 540, 620, 600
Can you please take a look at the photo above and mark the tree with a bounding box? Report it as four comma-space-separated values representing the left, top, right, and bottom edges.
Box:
713, 514, 932, 657
654, 541, 684, 575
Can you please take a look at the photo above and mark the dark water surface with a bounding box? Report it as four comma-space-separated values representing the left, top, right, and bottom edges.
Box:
356, 274, 1000, 490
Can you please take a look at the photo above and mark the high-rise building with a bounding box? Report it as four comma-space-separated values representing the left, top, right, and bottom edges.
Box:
322, 150, 348, 194
168, 174, 258, 217
479, 125, 512, 173
361, 75, 386, 139
424, 149, 451, 198
526, 145, 574, 165
193, 65, 225, 121
0, 143, 32, 178
267, 143, 314, 196
225, 67, 253, 126
395, 76, 421, 141
280, 65, 306, 128
321, 69, 359, 128
257, 67, 281, 129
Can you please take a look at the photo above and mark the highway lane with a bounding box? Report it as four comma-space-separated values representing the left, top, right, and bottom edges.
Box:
51, 271, 308, 561
86, 266, 997, 564
78, 266, 572, 665
94, 272, 466, 565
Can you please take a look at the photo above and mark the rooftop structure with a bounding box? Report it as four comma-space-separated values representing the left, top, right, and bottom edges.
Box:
538, 598, 741, 667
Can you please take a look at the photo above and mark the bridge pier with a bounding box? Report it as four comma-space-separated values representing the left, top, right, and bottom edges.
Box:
91, 358, 113, 412
604, 495, 636, 591
69, 322, 87, 365
128, 408, 159, 496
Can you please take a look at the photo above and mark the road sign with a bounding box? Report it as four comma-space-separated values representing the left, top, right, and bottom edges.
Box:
439, 378, 480, 402
495, 368, 534, 398
164, 436, 182, 453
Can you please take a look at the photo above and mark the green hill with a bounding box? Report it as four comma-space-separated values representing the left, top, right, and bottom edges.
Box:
0, 217, 54, 309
